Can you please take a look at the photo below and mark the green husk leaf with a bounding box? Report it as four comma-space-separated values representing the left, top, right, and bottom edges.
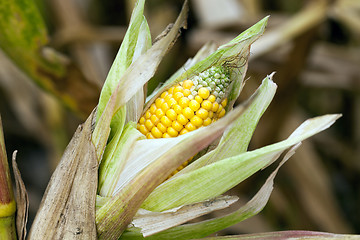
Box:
98, 122, 145, 197
178, 73, 277, 176
94, 0, 151, 158
120, 144, 299, 240
96, 0, 150, 123
95, 91, 251, 240
92, 0, 188, 161
141, 114, 341, 211
132, 195, 238, 237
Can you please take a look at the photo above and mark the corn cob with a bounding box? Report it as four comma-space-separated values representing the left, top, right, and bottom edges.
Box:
137, 66, 230, 176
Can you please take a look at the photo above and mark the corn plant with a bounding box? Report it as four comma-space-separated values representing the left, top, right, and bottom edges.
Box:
0, 0, 358, 240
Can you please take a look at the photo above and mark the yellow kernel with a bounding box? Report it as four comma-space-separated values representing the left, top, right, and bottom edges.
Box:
218, 109, 226, 118
174, 86, 183, 94
183, 80, 193, 89
160, 91, 168, 99
198, 87, 210, 99
164, 94, 173, 102
185, 122, 197, 131
182, 107, 194, 119
155, 108, 165, 118
161, 102, 170, 112
212, 102, 219, 112
172, 120, 183, 132
174, 92, 184, 101
167, 127, 179, 137
221, 98, 228, 107
167, 98, 177, 108
195, 95, 203, 103
217, 104, 223, 114
196, 108, 209, 119
208, 111, 214, 119
183, 89, 191, 97
189, 100, 200, 111
146, 132, 155, 139
179, 97, 190, 108
138, 124, 149, 135
145, 119, 154, 131
155, 98, 165, 108
149, 104, 157, 114
208, 95, 216, 103
157, 123, 167, 133
177, 114, 189, 125
145, 110, 151, 119
180, 128, 189, 135
190, 115, 203, 127
139, 117, 145, 124
168, 87, 175, 94
150, 115, 160, 125
163, 132, 172, 138
173, 104, 183, 114
166, 109, 177, 121
151, 127, 163, 138
161, 116, 172, 127
204, 117, 212, 126
188, 95, 194, 100
201, 100, 212, 111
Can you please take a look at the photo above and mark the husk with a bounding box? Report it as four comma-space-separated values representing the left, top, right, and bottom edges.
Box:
92, 0, 188, 161
119, 144, 300, 240
141, 114, 341, 212
132, 195, 238, 237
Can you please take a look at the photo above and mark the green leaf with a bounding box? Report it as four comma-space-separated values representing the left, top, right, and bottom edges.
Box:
0, 0, 96, 115
141, 114, 341, 211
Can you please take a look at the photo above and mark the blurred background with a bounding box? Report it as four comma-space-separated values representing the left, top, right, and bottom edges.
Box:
0, 0, 359, 236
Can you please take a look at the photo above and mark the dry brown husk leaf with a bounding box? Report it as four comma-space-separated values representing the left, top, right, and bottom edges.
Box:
28, 111, 98, 240
12, 151, 28, 240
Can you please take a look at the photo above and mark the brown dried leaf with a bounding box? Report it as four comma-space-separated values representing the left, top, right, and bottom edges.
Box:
12, 151, 28, 240
28, 111, 98, 239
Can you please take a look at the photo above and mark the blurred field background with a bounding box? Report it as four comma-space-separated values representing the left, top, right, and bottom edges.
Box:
0, 0, 359, 236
